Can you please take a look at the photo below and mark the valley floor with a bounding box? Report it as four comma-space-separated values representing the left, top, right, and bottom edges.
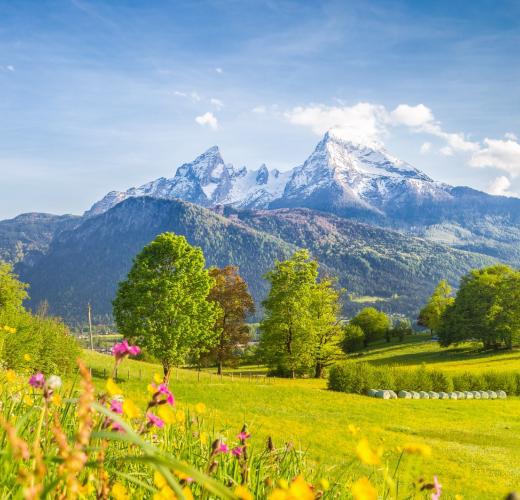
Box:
82, 339, 520, 499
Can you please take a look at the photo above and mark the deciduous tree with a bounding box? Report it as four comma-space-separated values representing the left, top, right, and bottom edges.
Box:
207, 266, 255, 374
418, 280, 454, 335
113, 232, 219, 377
350, 307, 390, 346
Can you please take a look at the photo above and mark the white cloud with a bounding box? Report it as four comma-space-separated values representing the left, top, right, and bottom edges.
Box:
391, 104, 434, 127
252, 105, 267, 114
284, 102, 389, 145
486, 176, 513, 196
439, 146, 454, 156
215, 67, 223, 74
469, 138, 520, 176
195, 112, 218, 130
420, 142, 432, 154
173, 90, 201, 102
210, 98, 224, 110
505, 132, 518, 141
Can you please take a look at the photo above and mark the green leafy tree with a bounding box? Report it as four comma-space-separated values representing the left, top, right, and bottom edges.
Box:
113, 233, 219, 377
351, 307, 390, 346
390, 318, 413, 342
418, 280, 454, 335
341, 323, 365, 353
259, 250, 318, 378
206, 266, 255, 374
308, 278, 344, 378
0, 261, 28, 317
438, 264, 520, 349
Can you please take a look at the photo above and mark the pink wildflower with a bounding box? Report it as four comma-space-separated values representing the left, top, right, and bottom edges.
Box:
112, 339, 141, 360
110, 399, 123, 414
237, 431, 251, 441
111, 421, 124, 433
156, 383, 175, 405
231, 446, 243, 457
216, 443, 229, 454
28, 373, 45, 389
147, 412, 164, 429
431, 476, 442, 500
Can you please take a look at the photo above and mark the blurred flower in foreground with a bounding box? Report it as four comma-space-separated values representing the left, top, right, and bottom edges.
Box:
356, 438, 383, 465
352, 477, 377, 500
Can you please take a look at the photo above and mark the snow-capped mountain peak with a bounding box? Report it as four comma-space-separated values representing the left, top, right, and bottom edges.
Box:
85, 131, 451, 218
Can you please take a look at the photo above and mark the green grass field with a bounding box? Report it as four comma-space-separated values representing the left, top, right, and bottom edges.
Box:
81, 338, 520, 499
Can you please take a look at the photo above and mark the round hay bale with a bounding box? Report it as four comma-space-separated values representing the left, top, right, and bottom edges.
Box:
479, 391, 489, 399
375, 390, 390, 399
367, 389, 378, 397
449, 392, 458, 399
388, 390, 398, 399
472, 391, 481, 399
411, 391, 420, 399
497, 390, 507, 399
456, 391, 466, 400
428, 391, 439, 399
464, 391, 474, 399
398, 390, 411, 399
487, 391, 497, 399
438, 392, 449, 400
419, 391, 430, 399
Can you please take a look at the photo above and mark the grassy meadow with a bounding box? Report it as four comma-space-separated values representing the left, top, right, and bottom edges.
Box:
82, 337, 520, 499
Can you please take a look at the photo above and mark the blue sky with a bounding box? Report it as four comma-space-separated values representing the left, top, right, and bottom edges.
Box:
1, 0, 519, 218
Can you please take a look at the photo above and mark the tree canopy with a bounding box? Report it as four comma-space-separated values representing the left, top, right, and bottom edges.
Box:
0, 261, 28, 317
418, 279, 454, 334
113, 232, 219, 376
438, 264, 520, 349
350, 307, 390, 346
206, 266, 255, 374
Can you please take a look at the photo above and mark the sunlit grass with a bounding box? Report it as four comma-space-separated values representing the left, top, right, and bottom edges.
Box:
82, 348, 520, 499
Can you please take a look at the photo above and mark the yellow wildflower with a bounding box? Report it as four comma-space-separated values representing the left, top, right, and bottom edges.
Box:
352, 477, 377, 500
195, 402, 206, 414
153, 486, 175, 500
199, 431, 208, 445
106, 378, 122, 396
402, 442, 432, 457
319, 478, 330, 491
175, 409, 185, 423
455, 495, 463, 500
288, 476, 313, 500
147, 383, 156, 394
356, 438, 383, 465
348, 424, 359, 436
23, 354, 31, 362
278, 479, 289, 490
268, 489, 288, 500
182, 486, 194, 500
153, 373, 163, 384
111, 482, 129, 500
122, 399, 141, 419
154, 471, 167, 489
234, 485, 253, 500
6, 369, 16, 383
157, 405, 176, 425
23, 394, 33, 406
52, 393, 63, 407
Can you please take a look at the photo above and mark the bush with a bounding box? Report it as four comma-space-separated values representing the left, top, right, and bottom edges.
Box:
329, 363, 520, 395
1, 311, 80, 375
341, 324, 365, 353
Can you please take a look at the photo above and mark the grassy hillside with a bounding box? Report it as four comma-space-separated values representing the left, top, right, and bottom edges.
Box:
82, 343, 520, 499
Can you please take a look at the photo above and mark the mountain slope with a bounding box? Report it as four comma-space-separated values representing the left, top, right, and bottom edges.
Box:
0, 213, 79, 265
20, 198, 295, 322
236, 208, 496, 314
19, 198, 495, 322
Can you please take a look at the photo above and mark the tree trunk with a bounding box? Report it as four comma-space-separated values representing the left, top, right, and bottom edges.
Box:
314, 363, 323, 379
163, 363, 172, 383
217, 359, 223, 375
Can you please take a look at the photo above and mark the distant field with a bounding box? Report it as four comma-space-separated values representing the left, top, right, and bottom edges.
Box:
349, 334, 520, 373
82, 343, 520, 499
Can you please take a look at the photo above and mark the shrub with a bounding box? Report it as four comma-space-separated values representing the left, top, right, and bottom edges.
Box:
429, 370, 454, 392
328, 362, 376, 394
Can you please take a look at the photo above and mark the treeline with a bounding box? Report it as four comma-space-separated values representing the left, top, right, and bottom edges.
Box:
0, 262, 80, 374
419, 265, 520, 349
